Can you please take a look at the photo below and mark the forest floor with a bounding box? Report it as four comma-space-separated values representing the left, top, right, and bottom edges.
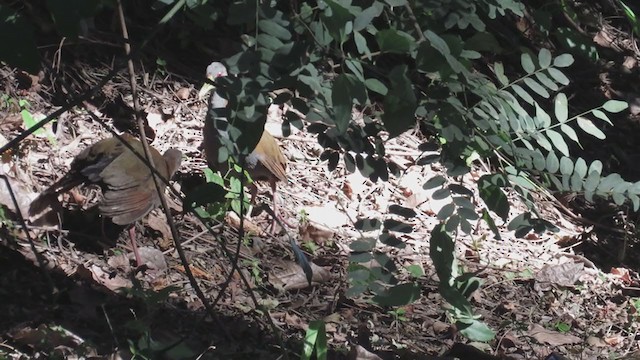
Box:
1, 53, 640, 360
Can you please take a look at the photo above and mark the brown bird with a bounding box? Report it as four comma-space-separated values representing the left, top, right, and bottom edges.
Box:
198, 61, 287, 228
29, 134, 183, 266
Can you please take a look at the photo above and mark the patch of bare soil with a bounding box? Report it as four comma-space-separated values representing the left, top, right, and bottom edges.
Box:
1, 58, 640, 360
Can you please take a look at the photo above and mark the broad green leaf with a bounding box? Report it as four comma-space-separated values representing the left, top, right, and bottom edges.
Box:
546, 151, 559, 173
384, 0, 407, 5
570, 172, 583, 191
547, 130, 569, 157
560, 124, 580, 145
577, 117, 606, 139
354, 31, 369, 55
553, 53, 575, 67
598, 173, 623, 192
365, 78, 388, 95
345, 58, 365, 81
494, 62, 509, 86
353, 1, 384, 31
478, 175, 509, 221
511, 84, 533, 104
602, 99, 628, 113
547, 68, 570, 85
424, 175, 447, 189
521, 53, 535, 74
332, 74, 353, 134
534, 72, 558, 91
559, 156, 573, 176
532, 150, 546, 170
372, 283, 421, 306
458, 319, 496, 342
523, 77, 550, 98
258, 20, 292, 41
554, 93, 568, 123
584, 171, 600, 192
588, 160, 603, 175
591, 109, 613, 125
534, 133, 552, 152
538, 48, 552, 68
322, 0, 353, 43
574, 158, 587, 178
302, 321, 327, 360
535, 103, 551, 128
382, 65, 417, 137
376, 29, 415, 54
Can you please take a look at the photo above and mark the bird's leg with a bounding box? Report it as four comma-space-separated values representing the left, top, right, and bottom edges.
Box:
247, 183, 258, 218
129, 226, 143, 267
269, 181, 294, 233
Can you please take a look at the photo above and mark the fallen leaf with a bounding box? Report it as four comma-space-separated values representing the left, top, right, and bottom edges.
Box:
534, 261, 584, 291
299, 221, 334, 245
527, 324, 580, 346
348, 345, 382, 360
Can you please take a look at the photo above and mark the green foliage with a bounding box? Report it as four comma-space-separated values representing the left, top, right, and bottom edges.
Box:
5, 0, 638, 345
302, 320, 327, 360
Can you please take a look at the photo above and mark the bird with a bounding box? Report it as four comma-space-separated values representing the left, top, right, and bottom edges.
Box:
29, 133, 183, 266
198, 61, 287, 229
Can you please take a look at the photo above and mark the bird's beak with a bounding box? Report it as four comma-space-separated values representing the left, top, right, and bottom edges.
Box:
198, 76, 215, 100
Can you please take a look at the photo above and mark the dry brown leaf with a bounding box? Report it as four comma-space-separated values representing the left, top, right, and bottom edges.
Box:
173, 264, 213, 280
534, 261, 584, 291
604, 334, 625, 346
225, 211, 264, 236
76, 264, 132, 291
527, 324, 580, 346
348, 345, 382, 360
269, 260, 331, 290
176, 87, 190, 100
299, 221, 334, 245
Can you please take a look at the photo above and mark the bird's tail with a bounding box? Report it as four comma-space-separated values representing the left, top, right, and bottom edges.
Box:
28, 176, 82, 216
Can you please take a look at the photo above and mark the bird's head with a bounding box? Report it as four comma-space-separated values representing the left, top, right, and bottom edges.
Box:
198, 61, 228, 100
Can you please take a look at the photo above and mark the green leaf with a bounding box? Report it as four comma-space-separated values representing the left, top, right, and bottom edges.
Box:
494, 62, 509, 86
538, 48, 552, 68
372, 283, 421, 306
345, 58, 365, 81
577, 117, 606, 139
381, 65, 417, 137
332, 74, 353, 134
547, 68, 570, 85
523, 78, 550, 98
560, 124, 580, 145
547, 130, 569, 157
574, 158, 587, 178
258, 19, 292, 41
511, 84, 533, 104
602, 100, 628, 113
546, 151, 560, 173
302, 321, 327, 360
591, 109, 613, 125
424, 175, 446, 189
354, 31, 370, 55
365, 78, 388, 95
534, 72, 558, 91
458, 320, 496, 342
376, 29, 415, 54
589, 160, 603, 175
353, 1, 384, 31
322, 0, 353, 43
478, 175, 510, 221
553, 53, 575, 67
521, 53, 536, 74
559, 156, 573, 176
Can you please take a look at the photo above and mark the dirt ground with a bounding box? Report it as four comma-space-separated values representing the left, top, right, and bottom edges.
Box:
1, 56, 640, 360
